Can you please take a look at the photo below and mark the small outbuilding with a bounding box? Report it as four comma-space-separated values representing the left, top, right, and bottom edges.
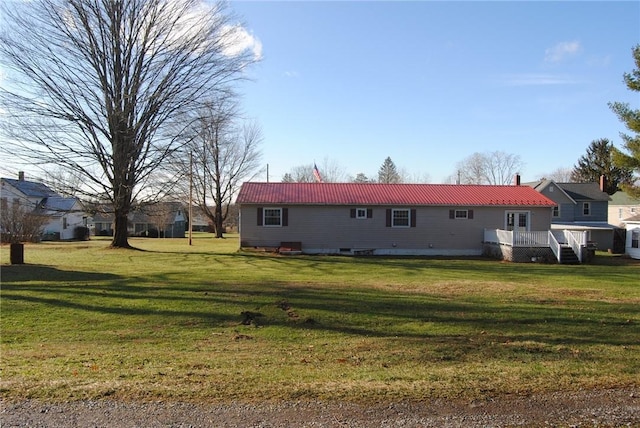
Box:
624, 216, 640, 260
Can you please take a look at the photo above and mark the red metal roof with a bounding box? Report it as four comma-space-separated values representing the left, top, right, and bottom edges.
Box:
237, 182, 556, 207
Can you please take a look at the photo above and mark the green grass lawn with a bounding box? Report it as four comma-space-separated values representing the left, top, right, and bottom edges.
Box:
1, 234, 639, 403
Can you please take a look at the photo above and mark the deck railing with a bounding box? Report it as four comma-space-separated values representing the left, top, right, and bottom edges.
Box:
484, 229, 550, 247
548, 231, 561, 261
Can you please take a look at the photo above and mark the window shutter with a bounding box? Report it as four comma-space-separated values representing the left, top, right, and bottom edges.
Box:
468, 209, 474, 219
410, 209, 417, 227
449, 209, 455, 219
282, 208, 289, 226
257, 207, 263, 226
350, 208, 356, 218
386, 209, 392, 227
367, 208, 373, 219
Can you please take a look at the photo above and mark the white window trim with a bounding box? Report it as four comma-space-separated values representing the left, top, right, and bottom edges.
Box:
392, 208, 411, 228
552, 206, 560, 218
263, 207, 282, 227
583, 202, 591, 216
356, 208, 367, 219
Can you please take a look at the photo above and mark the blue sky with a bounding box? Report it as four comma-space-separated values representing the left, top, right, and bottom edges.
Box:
230, 1, 640, 183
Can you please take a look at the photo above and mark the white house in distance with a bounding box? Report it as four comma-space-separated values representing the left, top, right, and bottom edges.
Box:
608, 190, 640, 227
1, 172, 88, 240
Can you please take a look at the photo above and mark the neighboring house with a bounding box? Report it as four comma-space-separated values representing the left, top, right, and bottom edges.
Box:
1, 172, 88, 240
526, 179, 621, 252
236, 182, 557, 258
624, 215, 640, 260
90, 202, 186, 238
188, 206, 213, 232
608, 190, 640, 227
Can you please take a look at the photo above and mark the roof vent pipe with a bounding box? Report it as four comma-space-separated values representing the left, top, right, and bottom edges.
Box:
18, 171, 25, 181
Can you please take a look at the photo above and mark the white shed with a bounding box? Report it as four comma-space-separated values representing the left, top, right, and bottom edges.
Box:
625, 216, 640, 260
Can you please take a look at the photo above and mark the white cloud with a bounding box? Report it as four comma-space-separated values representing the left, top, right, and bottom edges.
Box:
221, 25, 263, 61
544, 41, 582, 63
284, 71, 299, 78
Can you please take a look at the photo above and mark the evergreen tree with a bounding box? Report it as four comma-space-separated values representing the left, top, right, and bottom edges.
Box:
570, 138, 633, 194
609, 44, 640, 198
378, 157, 401, 184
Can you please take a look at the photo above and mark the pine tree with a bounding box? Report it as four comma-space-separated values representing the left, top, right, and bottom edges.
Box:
609, 44, 640, 198
570, 138, 633, 194
378, 157, 401, 184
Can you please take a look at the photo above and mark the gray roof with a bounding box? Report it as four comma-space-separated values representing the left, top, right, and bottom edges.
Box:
554, 182, 610, 202
41, 197, 79, 213
609, 191, 640, 206
2, 178, 58, 198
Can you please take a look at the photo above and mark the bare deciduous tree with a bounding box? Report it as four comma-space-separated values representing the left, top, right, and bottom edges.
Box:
454, 151, 524, 185
0, 0, 258, 248
180, 96, 263, 238
0, 202, 49, 244
282, 158, 348, 183
538, 167, 574, 183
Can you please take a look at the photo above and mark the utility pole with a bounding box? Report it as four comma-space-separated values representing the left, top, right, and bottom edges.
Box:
189, 151, 193, 246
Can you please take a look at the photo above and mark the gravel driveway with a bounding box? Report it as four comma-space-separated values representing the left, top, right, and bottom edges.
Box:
2, 388, 639, 427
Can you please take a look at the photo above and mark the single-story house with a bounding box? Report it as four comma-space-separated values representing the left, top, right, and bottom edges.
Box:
236, 182, 557, 258
1, 172, 89, 241
91, 202, 186, 238
624, 215, 640, 260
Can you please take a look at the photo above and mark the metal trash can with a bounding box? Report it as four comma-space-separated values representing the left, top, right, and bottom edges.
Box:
10, 243, 24, 264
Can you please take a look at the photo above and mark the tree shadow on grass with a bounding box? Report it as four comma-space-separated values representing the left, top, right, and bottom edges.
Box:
1, 264, 122, 284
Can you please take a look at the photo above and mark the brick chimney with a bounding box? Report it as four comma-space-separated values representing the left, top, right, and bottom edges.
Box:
599, 175, 607, 192
18, 171, 25, 181
514, 173, 521, 186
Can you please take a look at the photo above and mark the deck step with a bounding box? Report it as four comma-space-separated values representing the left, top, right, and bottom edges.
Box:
560, 246, 580, 264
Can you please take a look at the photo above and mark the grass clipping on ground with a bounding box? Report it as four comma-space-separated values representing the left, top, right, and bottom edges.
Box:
1, 235, 639, 403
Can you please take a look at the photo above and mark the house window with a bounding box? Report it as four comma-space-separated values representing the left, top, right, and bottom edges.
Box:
632, 229, 639, 249
392, 209, 410, 227
448, 209, 474, 220
386, 209, 416, 227
63, 217, 68, 230
583, 202, 591, 216
552, 206, 560, 217
257, 207, 288, 227
263, 208, 282, 226
455, 210, 468, 219
350, 208, 372, 219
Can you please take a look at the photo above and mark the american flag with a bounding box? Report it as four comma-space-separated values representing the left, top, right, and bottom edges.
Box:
313, 163, 323, 183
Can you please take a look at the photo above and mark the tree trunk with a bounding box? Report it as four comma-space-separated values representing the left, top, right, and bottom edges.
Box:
215, 203, 224, 238
111, 211, 131, 248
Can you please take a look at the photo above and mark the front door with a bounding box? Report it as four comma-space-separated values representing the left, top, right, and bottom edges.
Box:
506, 211, 529, 232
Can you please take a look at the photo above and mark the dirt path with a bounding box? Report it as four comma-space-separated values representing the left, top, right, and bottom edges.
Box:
2, 388, 639, 427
